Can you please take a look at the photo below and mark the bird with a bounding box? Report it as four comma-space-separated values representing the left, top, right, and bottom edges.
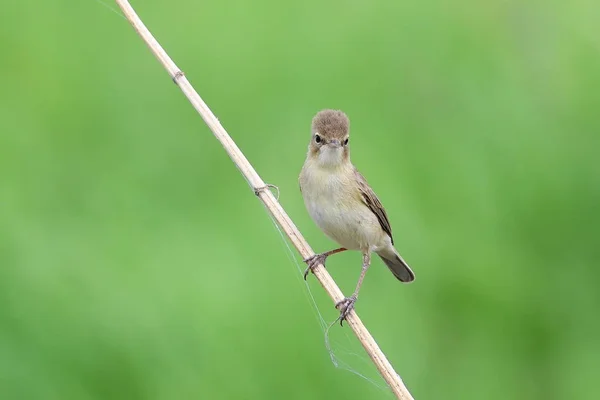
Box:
298, 109, 415, 324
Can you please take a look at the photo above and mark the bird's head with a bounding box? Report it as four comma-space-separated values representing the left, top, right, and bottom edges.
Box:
308, 109, 350, 167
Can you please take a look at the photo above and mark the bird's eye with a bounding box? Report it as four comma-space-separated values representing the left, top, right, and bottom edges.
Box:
315, 134, 322, 144
343, 138, 349, 146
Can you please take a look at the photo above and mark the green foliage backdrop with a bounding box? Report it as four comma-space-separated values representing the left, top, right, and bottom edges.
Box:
1, 1, 599, 399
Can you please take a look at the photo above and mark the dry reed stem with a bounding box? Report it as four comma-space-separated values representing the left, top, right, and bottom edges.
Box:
114, 1, 414, 398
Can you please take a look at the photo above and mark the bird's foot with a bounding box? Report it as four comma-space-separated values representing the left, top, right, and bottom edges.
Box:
302, 253, 329, 280
335, 295, 357, 326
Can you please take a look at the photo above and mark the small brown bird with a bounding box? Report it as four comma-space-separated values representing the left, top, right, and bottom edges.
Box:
299, 109, 415, 324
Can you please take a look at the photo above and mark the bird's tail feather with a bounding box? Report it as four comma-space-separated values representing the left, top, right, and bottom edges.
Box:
377, 248, 415, 283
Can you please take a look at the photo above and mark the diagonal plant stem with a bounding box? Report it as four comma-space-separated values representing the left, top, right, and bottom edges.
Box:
114, 1, 415, 398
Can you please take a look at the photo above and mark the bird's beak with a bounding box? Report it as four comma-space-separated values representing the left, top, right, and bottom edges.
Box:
328, 139, 341, 148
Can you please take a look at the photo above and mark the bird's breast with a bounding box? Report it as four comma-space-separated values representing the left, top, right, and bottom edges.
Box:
300, 163, 384, 251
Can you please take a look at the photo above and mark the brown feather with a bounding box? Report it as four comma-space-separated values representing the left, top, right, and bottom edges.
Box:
354, 169, 394, 245
311, 110, 349, 140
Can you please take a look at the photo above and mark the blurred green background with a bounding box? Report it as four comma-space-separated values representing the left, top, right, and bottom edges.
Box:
1, 0, 599, 399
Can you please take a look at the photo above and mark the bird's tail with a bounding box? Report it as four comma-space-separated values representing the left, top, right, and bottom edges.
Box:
377, 248, 415, 283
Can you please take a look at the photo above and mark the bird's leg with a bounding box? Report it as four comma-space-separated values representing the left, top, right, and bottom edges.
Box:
303, 247, 347, 279
336, 251, 371, 326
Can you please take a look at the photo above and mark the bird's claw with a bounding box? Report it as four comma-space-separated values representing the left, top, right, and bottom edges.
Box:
335, 295, 357, 326
302, 253, 327, 280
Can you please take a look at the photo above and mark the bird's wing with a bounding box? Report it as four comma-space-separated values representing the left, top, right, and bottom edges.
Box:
355, 169, 394, 244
